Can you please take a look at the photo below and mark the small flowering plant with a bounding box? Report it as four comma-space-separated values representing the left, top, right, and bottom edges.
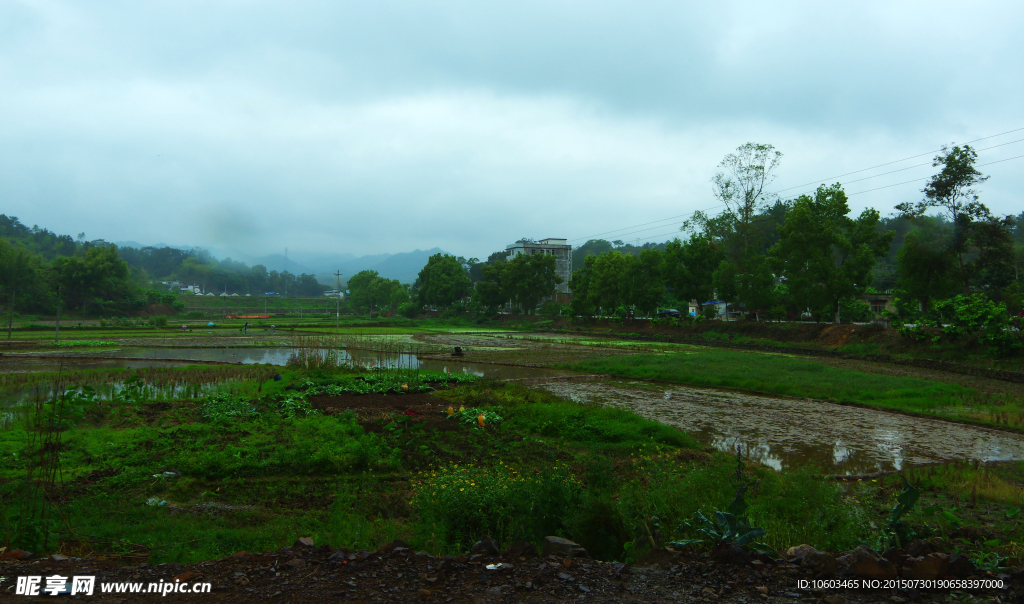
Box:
412, 461, 581, 552
448, 406, 503, 427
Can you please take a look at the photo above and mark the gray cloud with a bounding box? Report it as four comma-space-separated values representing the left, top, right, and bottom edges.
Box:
1, 1, 1022, 261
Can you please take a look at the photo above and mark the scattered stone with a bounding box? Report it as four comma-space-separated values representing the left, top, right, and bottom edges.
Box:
557, 572, 573, 581
0, 549, 32, 560
756, 586, 768, 594
285, 558, 306, 570
900, 553, 949, 580
702, 586, 718, 597
472, 536, 500, 556
294, 537, 314, 548
949, 555, 977, 579
578, 584, 590, 593
173, 571, 202, 582
418, 588, 431, 598
506, 540, 538, 558
823, 596, 846, 604
784, 544, 819, 562
802, 550, 838, 578
541, 536, 588, 558
883, 548, 908, 570
708, 542, 749, 566
377, 539, 410, 554
51, 553, 70, 561
903, 539, 931, 558
846, 546, 897, 580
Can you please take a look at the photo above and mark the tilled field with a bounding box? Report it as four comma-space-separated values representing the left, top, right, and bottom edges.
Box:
1, 541, 1018, 603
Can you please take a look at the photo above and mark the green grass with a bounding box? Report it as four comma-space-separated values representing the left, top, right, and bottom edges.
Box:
566, 350, 1024, 428
1, 373, 886, 563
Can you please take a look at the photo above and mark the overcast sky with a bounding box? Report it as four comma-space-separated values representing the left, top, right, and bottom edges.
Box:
2, 1, 1022, 261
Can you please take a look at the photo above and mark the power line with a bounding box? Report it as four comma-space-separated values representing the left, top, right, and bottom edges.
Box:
603, 153, 1024, 246
847, 153, 1024, 197
565, 126, 1024, 247
570, 205, 727, 244
826, 137, 1024, 188
567, 209, 716, 243
773, 126, 1024, 194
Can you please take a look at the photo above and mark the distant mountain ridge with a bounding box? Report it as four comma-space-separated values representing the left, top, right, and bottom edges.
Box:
113, 241, 446, 285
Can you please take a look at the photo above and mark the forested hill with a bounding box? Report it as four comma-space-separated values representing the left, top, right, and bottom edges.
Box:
0, 215, 78, 260
0, 215, 331, 309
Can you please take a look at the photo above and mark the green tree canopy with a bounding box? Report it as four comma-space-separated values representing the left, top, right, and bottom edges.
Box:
622, 249, 664, 316
53, 245, 132, 311
895, 217, 958, 314
895, 144, 1013, 292
663, 234, 723, 316
770, 184, 893, 323
416, 254, 471, 309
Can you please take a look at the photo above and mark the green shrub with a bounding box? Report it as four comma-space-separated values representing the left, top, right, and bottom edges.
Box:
931, 294, 1022, 356
278, 394, 318, 419
840, 298, 873, 323
201, 393, 258, 422
398, 302, 419, 318
413, 462, 581, 552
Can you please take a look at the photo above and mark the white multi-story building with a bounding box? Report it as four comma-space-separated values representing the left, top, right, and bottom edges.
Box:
506, 238, 572, 294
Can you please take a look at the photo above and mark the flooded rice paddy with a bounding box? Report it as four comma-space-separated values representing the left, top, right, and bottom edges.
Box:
6, 331, 1024, 474
0, 345, 575, 381
537, 380, 1024, 475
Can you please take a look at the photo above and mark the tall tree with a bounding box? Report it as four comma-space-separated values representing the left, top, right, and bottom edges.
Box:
0, 240, 41, 335
416, 254, 471, 309
696, 142, 783, 266
770, 184, 894, 323
567, 255, 598, 317
590, 251, 628, 313
53, 245, 131, 312
502, 253, 562, 314
663, 234, 723, 316
622, 249, 664, 317
895, 218, 958, 314
347, 270, 381, 313
895, 144, 1010, 292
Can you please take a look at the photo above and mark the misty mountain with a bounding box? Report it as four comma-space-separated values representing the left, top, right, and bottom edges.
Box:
323, 248, 448, 285
115, 240, 446, 286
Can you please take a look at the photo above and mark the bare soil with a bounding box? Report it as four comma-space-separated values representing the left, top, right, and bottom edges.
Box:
2, 541, 1017, 603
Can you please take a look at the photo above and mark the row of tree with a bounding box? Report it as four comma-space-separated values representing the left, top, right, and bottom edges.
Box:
0, 215, 334, 317
566, 143, 1022, 323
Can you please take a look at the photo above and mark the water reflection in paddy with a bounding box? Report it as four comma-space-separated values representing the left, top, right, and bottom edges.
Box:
2, 347, 575, 381
537, 380, 1024, 474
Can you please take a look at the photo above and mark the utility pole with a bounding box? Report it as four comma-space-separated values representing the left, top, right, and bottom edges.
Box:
334, 270, 343, 329
55, 285, 61, 343
7, 289, 14, 341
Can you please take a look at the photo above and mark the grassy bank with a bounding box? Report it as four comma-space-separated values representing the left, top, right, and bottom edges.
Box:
4, 368, 1024, 567
568, 350, 1024, 429
0, 368, 874, 563
552, 318, 1024, 373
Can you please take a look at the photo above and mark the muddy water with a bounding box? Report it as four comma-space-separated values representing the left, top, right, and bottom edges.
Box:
2, 347, 573, 381
538, 380, 1024, 474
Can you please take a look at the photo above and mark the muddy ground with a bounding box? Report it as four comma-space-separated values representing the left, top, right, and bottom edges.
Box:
2, 540, 1018, 603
